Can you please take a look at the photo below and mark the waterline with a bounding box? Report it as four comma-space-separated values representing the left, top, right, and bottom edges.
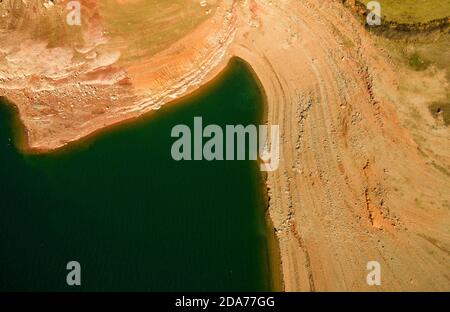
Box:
0, 58, 280, 291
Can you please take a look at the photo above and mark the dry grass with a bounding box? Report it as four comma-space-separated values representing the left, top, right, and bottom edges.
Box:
98, 0, 217, 63
378, 33, 450, 79
357, 0, 450, 24
383, 35, 450, 126
0, 0, 84, 47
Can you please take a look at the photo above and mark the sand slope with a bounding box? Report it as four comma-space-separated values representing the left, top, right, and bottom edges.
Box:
232, 0, 449, 291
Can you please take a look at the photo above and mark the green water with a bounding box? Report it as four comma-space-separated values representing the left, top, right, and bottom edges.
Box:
0, 58, 274, 291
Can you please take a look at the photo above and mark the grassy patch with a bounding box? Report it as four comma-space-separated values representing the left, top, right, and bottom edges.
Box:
98, 0, 216, 63
412, 37, 450, 80
407, 52, 430, 71
357, 0, 450, 24
379, 35, 450, 79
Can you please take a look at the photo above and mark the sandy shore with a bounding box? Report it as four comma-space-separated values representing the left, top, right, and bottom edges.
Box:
234, 0, 449, 291
1, 0, 449, 290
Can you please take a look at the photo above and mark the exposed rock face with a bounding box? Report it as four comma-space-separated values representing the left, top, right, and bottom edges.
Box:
0, 0, 235, 149
1, 0, 449, 291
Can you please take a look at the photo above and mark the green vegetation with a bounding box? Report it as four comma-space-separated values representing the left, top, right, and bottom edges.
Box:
358, 0, 450, 24
379, 35, 450, 79
408, 52, 430, 71
98, 0, 216, 63
381, 36, 450, 127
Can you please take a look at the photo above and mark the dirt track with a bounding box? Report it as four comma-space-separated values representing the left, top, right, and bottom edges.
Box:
1, 0, 449, 291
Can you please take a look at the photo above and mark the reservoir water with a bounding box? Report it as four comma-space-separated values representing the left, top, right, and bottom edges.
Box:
0, 58, 276, 291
